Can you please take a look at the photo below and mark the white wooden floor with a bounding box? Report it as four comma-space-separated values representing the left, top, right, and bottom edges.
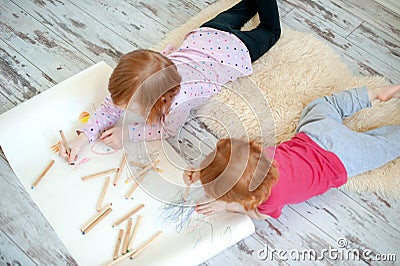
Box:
0, 0, 399, 265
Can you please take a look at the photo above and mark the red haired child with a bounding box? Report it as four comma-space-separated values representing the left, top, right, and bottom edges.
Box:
60, 0, 281, 163
185, 85, 400, 219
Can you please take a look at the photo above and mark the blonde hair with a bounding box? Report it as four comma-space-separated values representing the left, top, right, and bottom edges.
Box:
199, 138, 279, 211
108, 49, 181, 124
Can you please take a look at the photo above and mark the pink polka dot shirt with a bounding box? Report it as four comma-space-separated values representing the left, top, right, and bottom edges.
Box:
84, 27, 252, 142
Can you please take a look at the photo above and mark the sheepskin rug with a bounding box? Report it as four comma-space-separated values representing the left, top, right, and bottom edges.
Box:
153, 0, 400, 197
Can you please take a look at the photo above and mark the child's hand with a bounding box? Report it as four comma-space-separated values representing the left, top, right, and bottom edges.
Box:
100, 127, 123, 150
195, 200, 227, 215
183, 167, 200, 185
59, 133, 89, 164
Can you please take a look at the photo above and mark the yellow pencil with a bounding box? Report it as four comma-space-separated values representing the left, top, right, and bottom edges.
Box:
81, 168, 118, 181
130, 231, 163, 259
113, 229, 124, 260
114, 153, 126, 186
96, 176, 110, 211
31, 159, 55, 189
122, 218, 133, 255
128, 215, 143, 251
112, 204, 145, 227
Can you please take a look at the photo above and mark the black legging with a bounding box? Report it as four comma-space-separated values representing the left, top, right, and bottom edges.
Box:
201, 0, 281, 62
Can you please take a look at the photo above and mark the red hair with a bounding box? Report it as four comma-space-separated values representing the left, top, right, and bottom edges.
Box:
108, 49, 181, 124
199, 138, 279, 211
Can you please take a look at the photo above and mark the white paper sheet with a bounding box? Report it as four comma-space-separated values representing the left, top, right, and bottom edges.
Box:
0, 62, 255, 265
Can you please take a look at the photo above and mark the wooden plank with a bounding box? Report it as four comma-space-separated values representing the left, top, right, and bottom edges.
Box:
184, 117, 219, 150
374, 0, 400, 16
0, 92, 16, 115
0, 156, 78, 265
0, 230, 35, 265
67, 0, 171, 48
281, 8, 400, 84
0, 39, 56, 110
340, 190, 400, 230
0, 229, 35, 266
12, 0, 135, 67
336, 0, 400, 41
346, 21, 400, 71
282, 0, 363, 35
0, 3, 92, 84
292, 189, 400, 256
132, 0, 207, 31
339, 45, 399, 84
251, 207, 358, 264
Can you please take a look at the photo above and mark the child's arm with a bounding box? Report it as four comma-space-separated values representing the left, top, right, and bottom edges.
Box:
83, 95, 123, 143
195, 200, 269, 220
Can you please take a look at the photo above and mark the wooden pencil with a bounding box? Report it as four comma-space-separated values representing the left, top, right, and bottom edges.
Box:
114, 153, 126, 186
124, 170, 149, 199
135, 159, 159, 177
96, 176, 110, 211
130, 161, 163, 172
82, 207, 112, 235
122, 218, 133, 255
130, 231, 163, 259
81, 168, 118, 181
31, 159, 55, 189
113, 229, 124, 260
59, 130, 70, 156
112, 204, 145, 227
80, 203, 112, 233
128, 215, 143, 251
107, 249, 136, 266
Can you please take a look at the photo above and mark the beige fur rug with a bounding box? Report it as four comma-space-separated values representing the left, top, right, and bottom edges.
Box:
153, 0, 400, 198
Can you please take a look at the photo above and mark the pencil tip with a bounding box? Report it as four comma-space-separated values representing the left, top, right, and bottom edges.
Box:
31, 186, 34, 189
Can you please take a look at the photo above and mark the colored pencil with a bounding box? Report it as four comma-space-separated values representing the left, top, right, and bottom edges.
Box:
80, 203, 111, 233
130, 231, 163, 259
96, 176, 110, 211
128, 215, 143, 251
59, 130, 70, 156
107, 249, 136, 266
122, 218, 133, 255
112, 204, 144, 227
114, 153, 126, 186
81, 168, 118, 181
82, 207, 112, 234
113, 229, 124, 260
31, 159, 55, 189
130, 161, 163, 172
124, 170, 149, 199
83, 207, 112, 234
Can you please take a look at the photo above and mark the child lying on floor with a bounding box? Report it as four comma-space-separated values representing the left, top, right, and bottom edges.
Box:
59, 0, 281, 164
184, 84, 400, 219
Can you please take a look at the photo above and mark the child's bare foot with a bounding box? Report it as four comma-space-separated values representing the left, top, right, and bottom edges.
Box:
368, 84, 400, 102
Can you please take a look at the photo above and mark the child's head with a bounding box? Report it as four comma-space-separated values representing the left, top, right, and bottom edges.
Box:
199, 138, 278, 211
108, 49, 182, 124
